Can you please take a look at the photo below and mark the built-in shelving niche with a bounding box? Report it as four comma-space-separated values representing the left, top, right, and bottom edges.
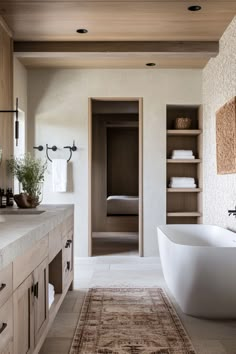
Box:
166, 105, 202, 224
48, 251, 63, 316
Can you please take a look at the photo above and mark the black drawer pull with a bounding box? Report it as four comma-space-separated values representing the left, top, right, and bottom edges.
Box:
0, 283, 6, 292
0, 323, 7, 334
34, 282, 39, 299
65, 240, 72, 248
66, 261, 70, 271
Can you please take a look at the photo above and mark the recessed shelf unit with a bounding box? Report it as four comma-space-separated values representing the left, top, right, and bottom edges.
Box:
166, 105, 202, 225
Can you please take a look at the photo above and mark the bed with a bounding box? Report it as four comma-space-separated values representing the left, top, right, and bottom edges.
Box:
107, 195, 139, 216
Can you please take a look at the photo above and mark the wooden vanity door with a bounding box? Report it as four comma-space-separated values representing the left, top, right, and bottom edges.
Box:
13, 274, 34, 354
34, 257, 49, 345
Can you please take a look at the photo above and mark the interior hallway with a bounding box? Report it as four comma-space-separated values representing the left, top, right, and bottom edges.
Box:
40, 256, 236, 354
92, 232, 139, 256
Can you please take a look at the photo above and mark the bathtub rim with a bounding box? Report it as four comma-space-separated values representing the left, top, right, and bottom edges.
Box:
157, 224, 236, 249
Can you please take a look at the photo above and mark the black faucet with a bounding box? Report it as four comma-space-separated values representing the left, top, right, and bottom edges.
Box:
228, 207, 236, 217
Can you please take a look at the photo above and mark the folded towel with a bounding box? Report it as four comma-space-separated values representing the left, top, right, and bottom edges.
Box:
171, 156, 195, 160
48, 283, 54, 292
49, 295, 55, 308
170, 177, 195, 183
48, 283, 55, 308
169, 183, 196, 188
172, 150, 193, 156
52, 159, 67, 192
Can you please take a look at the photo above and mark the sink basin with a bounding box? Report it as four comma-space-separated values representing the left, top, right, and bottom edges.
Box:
0, 209, 45, 215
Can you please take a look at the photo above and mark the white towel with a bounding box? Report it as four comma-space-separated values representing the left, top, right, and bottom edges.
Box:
169, 183, 196, 188
48, 283, 54, 294
48, 283, 55, 308
172, 150, 193, 156
52, 159, 67, 192
171, 156, 195, 160
170, 177, 195, 183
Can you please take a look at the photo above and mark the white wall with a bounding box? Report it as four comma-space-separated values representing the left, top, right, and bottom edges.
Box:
203, 17, 236, 229
13, 57, 28, 151
27, 68, 202, 257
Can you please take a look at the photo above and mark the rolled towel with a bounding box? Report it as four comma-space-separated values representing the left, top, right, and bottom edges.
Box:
172, 150, 193, 156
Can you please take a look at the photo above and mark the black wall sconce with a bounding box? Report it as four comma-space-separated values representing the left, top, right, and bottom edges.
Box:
0, 97, 20, 146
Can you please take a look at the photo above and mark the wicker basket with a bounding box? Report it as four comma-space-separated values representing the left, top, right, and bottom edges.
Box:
175, 117, 192, 129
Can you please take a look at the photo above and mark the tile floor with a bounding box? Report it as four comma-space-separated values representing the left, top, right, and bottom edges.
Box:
40, 256, 236, 354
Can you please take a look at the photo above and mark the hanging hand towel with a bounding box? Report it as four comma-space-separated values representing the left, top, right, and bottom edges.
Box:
52, 159, 67, 192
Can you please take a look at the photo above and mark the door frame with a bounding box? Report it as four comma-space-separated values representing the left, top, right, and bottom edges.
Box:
88, 97, 143, 256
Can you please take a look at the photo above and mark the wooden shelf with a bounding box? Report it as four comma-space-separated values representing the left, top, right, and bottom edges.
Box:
49, 294, 62, 321
167, 159, 201, 163
167, 212, 201, 217
167, 188, 201, 192
167, 129, 201, 136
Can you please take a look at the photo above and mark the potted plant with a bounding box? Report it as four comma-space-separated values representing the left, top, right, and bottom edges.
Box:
8, 154, 47, 208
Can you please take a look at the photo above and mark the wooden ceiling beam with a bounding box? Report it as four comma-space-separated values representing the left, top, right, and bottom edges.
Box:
14, 41, 219, 56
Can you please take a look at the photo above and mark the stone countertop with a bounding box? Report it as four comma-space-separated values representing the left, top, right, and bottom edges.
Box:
0, 204, 74, 270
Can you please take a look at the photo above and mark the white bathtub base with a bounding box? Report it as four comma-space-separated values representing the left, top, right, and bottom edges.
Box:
157, 225, 236, 319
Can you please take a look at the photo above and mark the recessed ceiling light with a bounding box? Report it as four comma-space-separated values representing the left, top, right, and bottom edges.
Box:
76, 28, 88, 34
188, 5, 202, 11
146, 63, 156, 67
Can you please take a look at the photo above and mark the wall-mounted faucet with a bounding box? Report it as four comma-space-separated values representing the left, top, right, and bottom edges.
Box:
228, 207, 236, 217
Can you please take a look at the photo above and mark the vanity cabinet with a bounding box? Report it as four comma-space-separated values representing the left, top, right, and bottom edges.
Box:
0, 212, 74, 354
13, 274, 34, 354
0, 340, 13, 354
34, 258, 49, 345
13, 257, 49, 354
63, 230, 73, 290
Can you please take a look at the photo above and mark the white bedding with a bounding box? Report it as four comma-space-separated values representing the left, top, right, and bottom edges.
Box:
107, 195, 139, 215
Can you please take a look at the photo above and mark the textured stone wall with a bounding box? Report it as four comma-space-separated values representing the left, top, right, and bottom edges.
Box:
203, 16, 236, 228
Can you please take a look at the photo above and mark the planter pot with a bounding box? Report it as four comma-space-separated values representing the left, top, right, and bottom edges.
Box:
14, 193, 41, 208
14, 183, 43, 208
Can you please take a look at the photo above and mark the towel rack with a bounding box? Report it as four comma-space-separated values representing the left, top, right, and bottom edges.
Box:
46, 144, 57, 162
36, 142, 77, 162
64, 141, 77, 162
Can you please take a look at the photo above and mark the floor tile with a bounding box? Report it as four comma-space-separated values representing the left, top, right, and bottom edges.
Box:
110, 263, 162, 270
47, 313, 79, 339
193, 340, 227, 354
41, 255, 236, 354
39, 338, 72, 354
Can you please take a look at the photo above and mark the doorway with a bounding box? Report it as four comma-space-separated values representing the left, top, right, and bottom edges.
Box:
88, 98, 143, 256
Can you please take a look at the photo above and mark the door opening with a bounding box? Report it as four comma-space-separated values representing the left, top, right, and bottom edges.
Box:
88, 98, 143, 256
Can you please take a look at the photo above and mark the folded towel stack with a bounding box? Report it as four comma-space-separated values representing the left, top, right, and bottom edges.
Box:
48, 283, 55, 308
171, 150, 195, 160
169, 177, 196, 188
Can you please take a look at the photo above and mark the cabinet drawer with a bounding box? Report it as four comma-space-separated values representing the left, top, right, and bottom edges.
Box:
61, 215, 74, 239
13, 236, 49, 290
0, 340, 13, 354
0, 264, 12, 309
49, 225, 62, 263
0, 298, 13, 352
62, 233, 73, 290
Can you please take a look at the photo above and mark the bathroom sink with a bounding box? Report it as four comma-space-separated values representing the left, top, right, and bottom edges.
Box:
0, 209, 45, 215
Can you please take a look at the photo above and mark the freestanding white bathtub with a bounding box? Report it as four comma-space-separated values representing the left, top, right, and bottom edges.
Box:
157, 224, 236, 319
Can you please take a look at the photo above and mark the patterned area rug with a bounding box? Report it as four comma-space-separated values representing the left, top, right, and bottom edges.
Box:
70, 288, 196, 354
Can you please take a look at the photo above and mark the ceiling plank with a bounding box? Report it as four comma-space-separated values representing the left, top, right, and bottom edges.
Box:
14, 41, 219, 56
1, 1, 235, 41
